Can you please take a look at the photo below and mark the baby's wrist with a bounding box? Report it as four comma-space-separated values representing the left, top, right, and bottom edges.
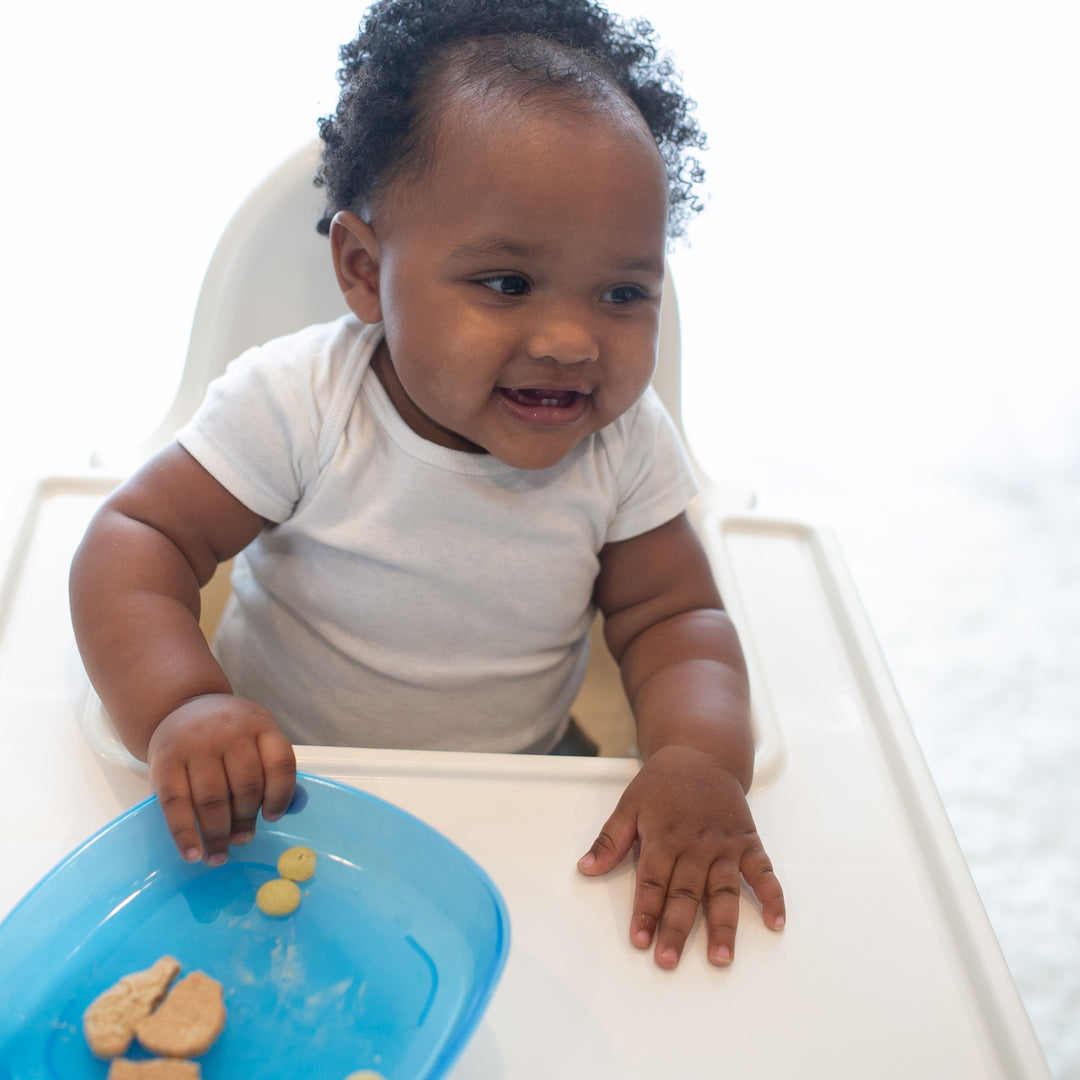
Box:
642, 741, 753, 791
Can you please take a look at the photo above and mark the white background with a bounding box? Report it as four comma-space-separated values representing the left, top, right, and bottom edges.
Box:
2, 3, 1078, 1075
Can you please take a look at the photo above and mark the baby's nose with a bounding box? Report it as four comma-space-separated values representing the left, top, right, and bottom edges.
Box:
525, 305, 600, 364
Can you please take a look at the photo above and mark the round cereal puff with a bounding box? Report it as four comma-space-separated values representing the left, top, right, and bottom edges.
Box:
277, 845, 317, 882
256, 877, 302, 917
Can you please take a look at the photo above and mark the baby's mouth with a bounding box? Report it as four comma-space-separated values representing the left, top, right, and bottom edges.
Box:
495, 386, 591, 428
499, 387, 584, 408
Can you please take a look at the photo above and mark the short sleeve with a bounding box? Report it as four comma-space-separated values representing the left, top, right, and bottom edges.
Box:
176, 318, 373, 523
605, 389, 698, 543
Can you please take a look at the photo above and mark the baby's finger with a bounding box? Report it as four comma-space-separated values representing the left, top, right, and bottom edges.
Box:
150, 765, 203, 864
223, 744, 269, 846
651, 857, 707, 970
187, 762, 232, 867
629, 844, 675, 956
256, 731, 298, 824
703, 859, 743, 967
577, 802, 637, 877
742, 842, 786, 931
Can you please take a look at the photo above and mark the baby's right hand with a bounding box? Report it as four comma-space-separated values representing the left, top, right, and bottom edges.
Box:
146, 694, 296, 866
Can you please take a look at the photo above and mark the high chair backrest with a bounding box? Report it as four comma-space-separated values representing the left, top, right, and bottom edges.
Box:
146, 140, 685, 453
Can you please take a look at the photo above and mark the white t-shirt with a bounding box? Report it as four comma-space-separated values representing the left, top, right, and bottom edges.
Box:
177, 316, 696, 751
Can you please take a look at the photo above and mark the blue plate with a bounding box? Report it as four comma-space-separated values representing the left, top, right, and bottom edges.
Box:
0, 773, 509, 1079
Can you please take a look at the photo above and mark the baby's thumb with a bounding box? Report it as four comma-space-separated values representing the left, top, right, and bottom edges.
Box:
577, 805, 637, 877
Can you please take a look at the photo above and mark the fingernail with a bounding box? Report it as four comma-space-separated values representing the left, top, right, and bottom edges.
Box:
577, 852, 596, 870
263, 811, 282, 823
659, 946, 679, 968
183, 848, 201, 863
231, 830, 254, 846
773, 914, 786, 931
711, 945, 732, 966
206, 853, 227, 868
632, 928, 651, 948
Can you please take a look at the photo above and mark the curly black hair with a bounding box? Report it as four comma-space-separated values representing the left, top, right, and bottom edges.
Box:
315, 0, 706, 239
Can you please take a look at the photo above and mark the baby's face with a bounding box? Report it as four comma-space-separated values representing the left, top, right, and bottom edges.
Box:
358, 97, 670, 471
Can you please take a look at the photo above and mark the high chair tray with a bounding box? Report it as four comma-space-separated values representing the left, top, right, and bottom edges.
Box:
0, 475, 1051, 1078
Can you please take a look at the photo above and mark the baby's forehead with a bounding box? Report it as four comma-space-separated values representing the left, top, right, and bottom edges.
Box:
372, 88, 670, 251
408, 94, 665, 216
423, 72, 657, 168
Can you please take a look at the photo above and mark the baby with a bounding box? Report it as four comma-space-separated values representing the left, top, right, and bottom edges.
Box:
70, 0, 784, 970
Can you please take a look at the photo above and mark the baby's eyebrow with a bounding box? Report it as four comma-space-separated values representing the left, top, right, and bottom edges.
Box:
449, 235, 535, 262
615, 255, 666, 278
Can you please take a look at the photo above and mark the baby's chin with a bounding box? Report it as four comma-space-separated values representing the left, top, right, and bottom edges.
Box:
481, 432, 595, 471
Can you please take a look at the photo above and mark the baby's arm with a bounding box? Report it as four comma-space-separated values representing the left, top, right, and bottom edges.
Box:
70, 444, 296, 864
578, 512, 785, 969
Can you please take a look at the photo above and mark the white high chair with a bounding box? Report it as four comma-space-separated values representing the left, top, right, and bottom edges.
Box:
0, 141, 1051, 1080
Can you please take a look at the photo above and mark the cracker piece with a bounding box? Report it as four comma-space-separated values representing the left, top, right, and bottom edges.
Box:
83, 955, 182, 1059
277, 845, 317, 882
134, 971, 226, 1058
256, 877, 302, 916
107, 1059, 202, 1079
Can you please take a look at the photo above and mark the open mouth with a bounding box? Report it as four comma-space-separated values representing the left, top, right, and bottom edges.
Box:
499, 387, 584, 408
495, 386, 590, 427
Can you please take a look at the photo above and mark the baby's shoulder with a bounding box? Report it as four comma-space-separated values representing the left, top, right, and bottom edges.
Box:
218, 316, 379, 436
180, 316, 381, 495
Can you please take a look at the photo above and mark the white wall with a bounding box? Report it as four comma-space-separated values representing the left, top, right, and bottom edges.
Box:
640, 1, 1080, 478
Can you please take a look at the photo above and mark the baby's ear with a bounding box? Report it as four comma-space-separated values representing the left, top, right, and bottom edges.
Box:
330, 211, 382, 323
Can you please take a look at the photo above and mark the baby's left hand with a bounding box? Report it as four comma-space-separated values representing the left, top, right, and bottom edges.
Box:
577, 745, 785, 969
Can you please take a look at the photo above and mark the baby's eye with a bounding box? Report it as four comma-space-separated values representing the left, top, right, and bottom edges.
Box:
480, 275, 530, 297
603, 284, 647, 305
